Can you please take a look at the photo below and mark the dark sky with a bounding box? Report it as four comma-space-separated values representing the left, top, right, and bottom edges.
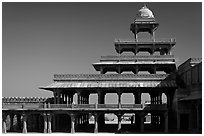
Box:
2, 2, 202, 103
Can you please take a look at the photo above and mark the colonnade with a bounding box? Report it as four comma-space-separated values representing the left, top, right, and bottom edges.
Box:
3, 90, 173, 133
52, 90, 143, 105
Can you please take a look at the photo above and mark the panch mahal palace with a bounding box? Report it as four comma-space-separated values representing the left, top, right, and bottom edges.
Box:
2, 5, 202, 134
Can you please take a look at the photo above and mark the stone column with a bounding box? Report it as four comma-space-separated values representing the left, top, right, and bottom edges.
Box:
22, 113, 27, 133
100, 67, 104, 74
43, 113, 47, 133
164, 112, 168, 132
70, 114, 75, 133
117, 114, 123, 132
117, 92, 122, 108
2, 113, 7, 133
94, 113, 98, 133
47, 113, 52, 133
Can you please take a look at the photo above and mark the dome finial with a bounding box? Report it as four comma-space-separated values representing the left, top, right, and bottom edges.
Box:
143, 3, 147, 8
138, 4, 154, 18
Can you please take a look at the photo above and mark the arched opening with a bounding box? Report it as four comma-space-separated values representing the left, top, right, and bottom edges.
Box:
105, 113, 117, 124
156, 71, 166, 74
105, 71, 118, 74
122, 113, 135, 124
75, 113, 91, 133
137, 51, 151, 56
121, 93, 134, 104
138, 67, 154, 74
141, 93, 151, 104
105, 93, 118, 104
73, 93, 77, 104
137, 32, 153, 41
162, 93, 167, 104
121, 71, 135, 74
89, 93, 97, 104
54, 114, 71, 132
121, 52, 135, 56
138, 71, 150, 74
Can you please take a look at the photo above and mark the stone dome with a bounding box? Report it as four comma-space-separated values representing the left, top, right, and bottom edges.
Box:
138, 5, 154, 18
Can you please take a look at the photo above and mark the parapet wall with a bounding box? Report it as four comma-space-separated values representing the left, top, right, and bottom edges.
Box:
2, 97, 48, 103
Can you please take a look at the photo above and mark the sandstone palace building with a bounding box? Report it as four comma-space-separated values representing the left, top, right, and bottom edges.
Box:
2, 5, 202, 134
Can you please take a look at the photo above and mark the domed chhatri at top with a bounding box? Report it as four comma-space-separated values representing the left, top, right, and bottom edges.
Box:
138, 5, 154, 19
130, 5, 159, 40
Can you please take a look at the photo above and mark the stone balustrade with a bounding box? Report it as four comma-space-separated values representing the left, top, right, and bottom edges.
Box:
2, 97, 48, 103
2, 103, 167, 111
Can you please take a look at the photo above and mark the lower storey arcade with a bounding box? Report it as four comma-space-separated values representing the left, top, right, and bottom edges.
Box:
2, 108, 169, 133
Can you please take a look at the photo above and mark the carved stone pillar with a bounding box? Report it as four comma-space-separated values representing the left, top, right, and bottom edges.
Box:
47, 113, 52, 133
43, 113, 47, 133
70, 114, 75, 133
117, 92, 122, 105
94, 113, 98, 133
2, 113, 7, 133
22, 113, 27, 133
117, 113, 123, 132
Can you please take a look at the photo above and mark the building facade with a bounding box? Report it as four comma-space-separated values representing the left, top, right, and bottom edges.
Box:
2, 5, 201, 134
173, 58, 202, 133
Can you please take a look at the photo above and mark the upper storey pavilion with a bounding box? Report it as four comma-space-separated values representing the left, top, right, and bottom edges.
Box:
93, 5, 176, 75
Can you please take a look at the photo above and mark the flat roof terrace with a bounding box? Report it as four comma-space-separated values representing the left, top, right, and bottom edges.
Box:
39, 74, 177, 92
114, 39, 176, 54
100, 55, 175, 62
